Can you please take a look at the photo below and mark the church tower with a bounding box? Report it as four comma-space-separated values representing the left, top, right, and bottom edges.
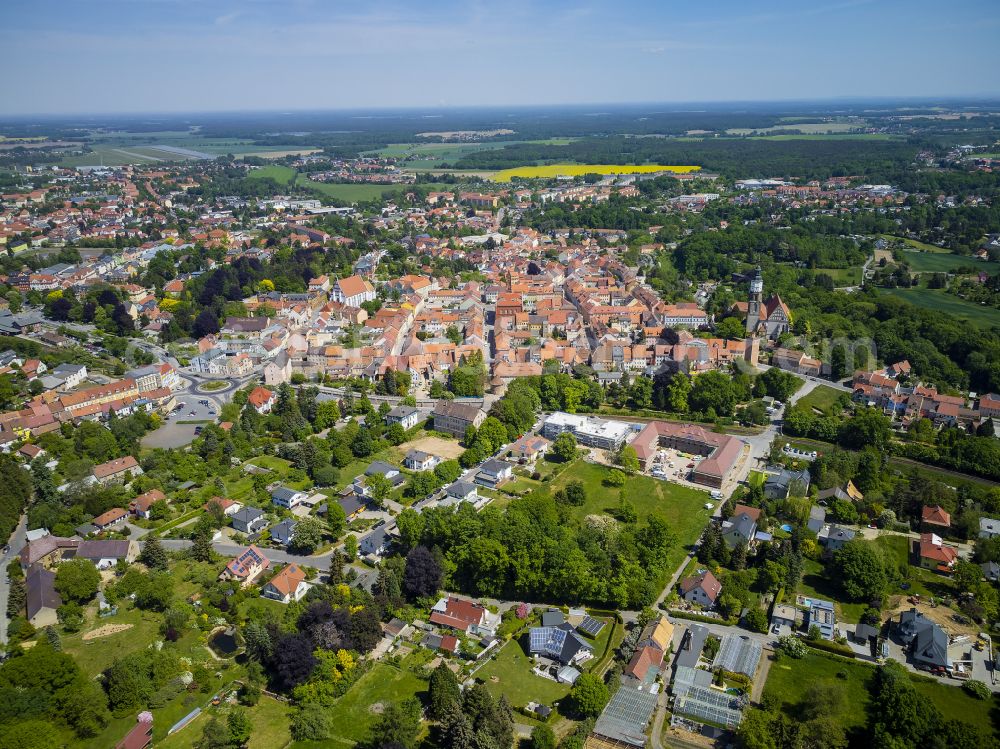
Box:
745, 267, 764, 334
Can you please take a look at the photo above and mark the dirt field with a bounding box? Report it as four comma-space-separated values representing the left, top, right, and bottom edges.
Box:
82, 623, 133, 641
398, 435, 464, 460
875, 248, 894, 264
884, 598, 978, 637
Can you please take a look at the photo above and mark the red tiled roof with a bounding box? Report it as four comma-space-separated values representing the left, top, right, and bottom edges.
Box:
732, 504, 761, 523
93, 455, 140, 479
130, 489, 166, 513
679, 570, 722, 601
922, 505, 951, 527
93, 507, 127, 527
248, 387, 274, 408
266, 564, 307, 597
336, 275, 373, 298
626, 645, 664, 681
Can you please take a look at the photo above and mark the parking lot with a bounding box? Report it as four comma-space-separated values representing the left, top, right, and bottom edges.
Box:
645, 447, 730, 498
142, 392, 219, 449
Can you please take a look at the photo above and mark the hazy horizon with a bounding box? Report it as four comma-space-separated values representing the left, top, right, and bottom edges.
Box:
3, 0, 999, 117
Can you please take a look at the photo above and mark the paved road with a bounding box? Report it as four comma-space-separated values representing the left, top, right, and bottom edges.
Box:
159, 538, 338, 570
0, 514, 28, 643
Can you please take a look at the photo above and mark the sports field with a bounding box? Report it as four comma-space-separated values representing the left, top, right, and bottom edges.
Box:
493, 163, 699, 182
878, 287, 1000, 328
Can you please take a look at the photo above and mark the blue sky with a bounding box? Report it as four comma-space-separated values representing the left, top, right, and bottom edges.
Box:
3, 0, 999, 115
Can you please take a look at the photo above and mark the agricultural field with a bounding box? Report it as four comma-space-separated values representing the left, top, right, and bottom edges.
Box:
727, 120, 867, 135
746, 133, 897, 141
492, 163, 700, 182
877, 287, 1000, 329
57, 130, 314, 166
367, 138, 576, 170
900, 250, 1000, 274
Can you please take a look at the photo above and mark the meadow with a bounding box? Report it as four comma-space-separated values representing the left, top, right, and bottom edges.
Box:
764, 651, 998, 739
900, 250, 1000, 274
815, 266, 863, 285
795, 384, 848, 416
542, 458, 715, 575
492, 163, 700, 182
247, 164, 298, 185
877, 287, 1000, 329
301, 178, 454, 203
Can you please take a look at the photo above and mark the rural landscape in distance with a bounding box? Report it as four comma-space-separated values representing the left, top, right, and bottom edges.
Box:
2, 1, 1000, 748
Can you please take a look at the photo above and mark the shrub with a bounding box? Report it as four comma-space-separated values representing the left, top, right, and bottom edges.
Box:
964, 679, 991, 700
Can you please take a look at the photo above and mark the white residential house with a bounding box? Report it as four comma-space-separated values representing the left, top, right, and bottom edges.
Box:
271, 486, 308, 510
403, 449, 440, 472
261, 563, 311, 604
386, 405, 421, 430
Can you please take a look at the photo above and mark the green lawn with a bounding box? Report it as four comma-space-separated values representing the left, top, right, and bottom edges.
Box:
883, 235, 952, 253
877, 287, 1000, 329
588, 616, 625, 676
248, 164, 297, 185
872, 535, 956, 600
62, 605, 164, 677
318, 663, 428, 745
797, 559, 866, 624
476, 639, 571, 709
547, 459, 716, 574
765, 651, 999, 739
901, 250, 1000, 274
795, 385, 849, 416
797, 536, 956, 624
912, 675, 1000, 736
815, 267, 862, 285
247, 696, 294, 749
765, 652, 871, 733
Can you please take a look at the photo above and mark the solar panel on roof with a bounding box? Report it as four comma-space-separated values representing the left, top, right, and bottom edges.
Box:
578, 615, 606, 637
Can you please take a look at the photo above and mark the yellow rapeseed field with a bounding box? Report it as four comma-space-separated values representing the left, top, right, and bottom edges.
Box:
492, 163, 699, 182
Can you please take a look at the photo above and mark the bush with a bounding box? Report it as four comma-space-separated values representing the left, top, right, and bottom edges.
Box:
290, 704, 332, 741
744, 608, 769, 633
964, 679, 991, 700
803, 638, 856, 658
